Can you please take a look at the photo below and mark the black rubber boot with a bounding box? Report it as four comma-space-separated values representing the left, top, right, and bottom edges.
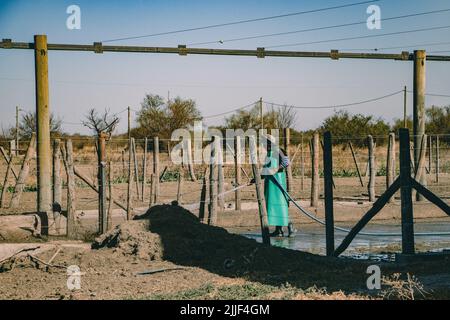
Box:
287, 223, 296, 237
270, 226, 284, 237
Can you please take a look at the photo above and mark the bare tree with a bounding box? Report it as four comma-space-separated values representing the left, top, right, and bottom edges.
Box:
277, 104, 297, 129
82, 109, 119, 136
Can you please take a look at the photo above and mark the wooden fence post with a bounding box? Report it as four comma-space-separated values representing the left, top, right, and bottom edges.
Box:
310, 133, 319, 207
121, 150, 126, 177
153, 136, 160, 204
323, 131, 335, 256
249, 135, 270, 245
52, 139, 62, 207
199, 168, 208, 222
127, 137, 134, 220
148, 173, 154, 208
142, 137, 148, 202
217, 142, 225, 210
368, 135, 376, 202
399, 128, 415, 255
301, 134, 305, 191
177, 170, 183, 204
234, 136, 242, 211
65, 139, 76, 239
35, 35, 52, 214
10, 133, 36, 208
107, 161, 113, 231
0, 150, 13, 208
283, 128, 293, 195
98, 132, 107, 234
415, 134, 427, 201
386, 133, 395, 202
428, 135, 432, 174
435, 136, 440, 183
186, 138, 196, 181
132, 138, 140, 200
208, 137, 218, 225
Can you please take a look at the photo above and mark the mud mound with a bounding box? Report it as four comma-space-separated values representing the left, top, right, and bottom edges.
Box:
92, 220, 163, 260
92, 203, 350, 286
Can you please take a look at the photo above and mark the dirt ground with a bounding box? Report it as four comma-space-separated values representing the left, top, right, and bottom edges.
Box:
1, 204, 449, 300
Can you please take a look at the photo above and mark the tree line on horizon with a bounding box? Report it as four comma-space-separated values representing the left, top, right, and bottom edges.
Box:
1, 93, 449, 148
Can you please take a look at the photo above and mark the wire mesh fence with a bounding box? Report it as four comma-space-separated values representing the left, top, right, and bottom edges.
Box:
0, 133, 449, 216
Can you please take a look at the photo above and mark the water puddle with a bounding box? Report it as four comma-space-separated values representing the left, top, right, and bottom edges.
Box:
240, 221, 450, 262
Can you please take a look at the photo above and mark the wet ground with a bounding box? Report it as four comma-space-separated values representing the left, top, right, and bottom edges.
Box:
241, 220, 450, 261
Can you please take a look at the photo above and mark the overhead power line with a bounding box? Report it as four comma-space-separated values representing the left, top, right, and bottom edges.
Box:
266, 25, 450, 49
203, 101, 258, 119
406, 91, 450, 98
102, 0, 379, 43
341, 41, 450, 52
189, 8, 450, 46
264, 90, 403, 110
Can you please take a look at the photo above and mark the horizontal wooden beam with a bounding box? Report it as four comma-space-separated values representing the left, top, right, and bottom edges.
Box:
2, 39, 450, 61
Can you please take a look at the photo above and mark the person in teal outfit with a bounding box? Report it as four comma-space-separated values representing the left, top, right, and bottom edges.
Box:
261, 138, 294, 237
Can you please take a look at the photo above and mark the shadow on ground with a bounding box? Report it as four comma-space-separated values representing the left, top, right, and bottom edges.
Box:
132, 203, 372, 294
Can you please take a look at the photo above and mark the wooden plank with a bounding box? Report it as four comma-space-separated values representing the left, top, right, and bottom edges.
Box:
412, 179, 450, 216
386, 133, 395, 203
10, 133, 36, 208
0, 147, 18, 180
333, 178, 400, 257
348, 142, 364, 187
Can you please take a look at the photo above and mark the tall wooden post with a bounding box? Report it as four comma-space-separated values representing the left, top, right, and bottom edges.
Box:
153, 136, 160, 204
403, 86, 407, 128
126, 137, 134, 220
34, 34, 52, 213
142, 137, 148, 201
208, 137, 218, 225
300, 134, 305, 191
186, 139, 196, 181
435, 136, 440, 183
176, 170, 183, 204
368, 135, 376, 202
413, 50, 426, 201
98, 132, 107, 234
323, 132, 335, 256
52, 139, 61, 205
107, 161, 113, 231
52, 138, 61, 233
234, 136, 242, 210
310, 133, 319, 207
399, 129, 415, 255
132, 139, 140, 200
199, 168, 208, 222
217, 142, 225, 210
65, 139, 76, 239
249, 135, 270, 245
428, 135, 432, 175
15, 106, 20, 156
386, 133, 395, 203
283, 128, 293, 195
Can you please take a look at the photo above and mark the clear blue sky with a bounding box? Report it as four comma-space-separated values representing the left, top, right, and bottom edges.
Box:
1, 0, 450, 134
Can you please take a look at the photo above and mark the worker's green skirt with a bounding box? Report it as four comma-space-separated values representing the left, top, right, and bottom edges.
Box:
263, 154, 289, 227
